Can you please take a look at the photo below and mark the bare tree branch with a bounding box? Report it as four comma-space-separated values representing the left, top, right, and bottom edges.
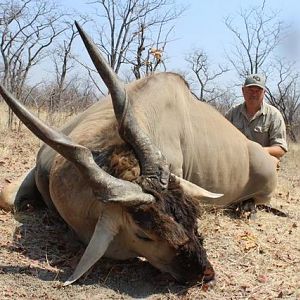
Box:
88, 0, 185, 78
0, 0, 68, 127
185, 49, 229, 102
224, 2, 288, 78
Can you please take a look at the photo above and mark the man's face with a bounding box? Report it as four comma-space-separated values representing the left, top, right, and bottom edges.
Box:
242, 85, 265, 107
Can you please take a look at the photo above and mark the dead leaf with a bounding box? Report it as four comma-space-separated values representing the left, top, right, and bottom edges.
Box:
237, 231, 258, 251
277, 291, 283, 298
257, 274, 268, 283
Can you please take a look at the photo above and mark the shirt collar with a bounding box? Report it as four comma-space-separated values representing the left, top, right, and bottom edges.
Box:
260, 101, 267, 115
241, 101, 267, 119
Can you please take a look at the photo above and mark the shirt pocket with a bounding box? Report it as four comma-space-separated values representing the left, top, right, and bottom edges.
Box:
254, 125, 269, 133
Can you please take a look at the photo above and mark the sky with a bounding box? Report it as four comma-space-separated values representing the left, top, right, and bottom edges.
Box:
52, 0, 300, 89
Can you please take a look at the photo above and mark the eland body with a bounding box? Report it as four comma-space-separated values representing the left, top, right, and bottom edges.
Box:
0, 22, 277, 285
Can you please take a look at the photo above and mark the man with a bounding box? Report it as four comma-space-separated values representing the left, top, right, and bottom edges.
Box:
226, 74, 288, 161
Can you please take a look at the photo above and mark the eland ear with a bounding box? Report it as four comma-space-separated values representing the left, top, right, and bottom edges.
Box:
173, 176, 223, 199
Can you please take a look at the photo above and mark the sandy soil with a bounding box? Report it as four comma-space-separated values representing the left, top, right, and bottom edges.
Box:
0, 128, 299, 300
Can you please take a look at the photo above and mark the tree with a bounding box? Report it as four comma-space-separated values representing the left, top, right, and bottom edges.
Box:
0, 0, 67, 127
49, 21, 81, 112
185, 49, 229, 102
224, 0, 286, 78
210, 89, 238, 115
131, 22, 171, 79
266, 59, 300, 141
87, 0, 183, 78
45, 76, 97, 118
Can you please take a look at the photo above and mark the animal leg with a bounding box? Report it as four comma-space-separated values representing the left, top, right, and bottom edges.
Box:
0, 168, 43, 212
230, 198, 257, 219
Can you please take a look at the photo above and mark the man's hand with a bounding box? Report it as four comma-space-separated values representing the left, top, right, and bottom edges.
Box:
263, 145, 286, 159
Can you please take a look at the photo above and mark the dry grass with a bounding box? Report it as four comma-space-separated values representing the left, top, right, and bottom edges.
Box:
0, 102, 75, 131
0, 105, 299, 299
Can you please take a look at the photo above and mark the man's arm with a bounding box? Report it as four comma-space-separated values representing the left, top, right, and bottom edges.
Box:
267, 109, 288, 159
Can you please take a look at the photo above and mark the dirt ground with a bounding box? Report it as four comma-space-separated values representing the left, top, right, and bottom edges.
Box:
0, 125, 299, 300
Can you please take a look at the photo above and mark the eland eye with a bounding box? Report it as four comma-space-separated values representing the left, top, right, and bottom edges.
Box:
135, 230, 153, 242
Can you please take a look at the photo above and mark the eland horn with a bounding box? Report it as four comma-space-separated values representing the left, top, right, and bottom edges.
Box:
75, 21, 169, 188
0, 84, 154, 205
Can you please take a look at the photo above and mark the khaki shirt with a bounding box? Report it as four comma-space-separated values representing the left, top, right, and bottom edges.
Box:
225, 102, 288, 152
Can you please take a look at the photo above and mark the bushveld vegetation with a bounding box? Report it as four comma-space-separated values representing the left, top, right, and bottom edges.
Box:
1, 0, 299, 140
0, 101, 299, 300
0, 0, 299, 299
